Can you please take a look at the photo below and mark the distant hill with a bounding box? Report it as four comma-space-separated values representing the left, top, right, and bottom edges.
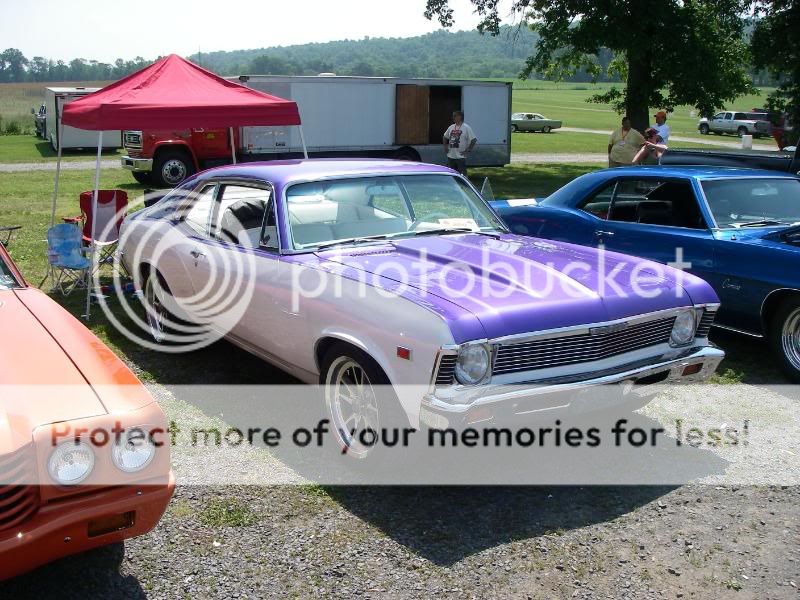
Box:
190, 27, 550, 79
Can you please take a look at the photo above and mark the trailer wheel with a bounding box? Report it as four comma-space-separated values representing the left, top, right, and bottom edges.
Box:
393, 147, 420, 162
131, 171, 153, 185
153, 149, 195, 187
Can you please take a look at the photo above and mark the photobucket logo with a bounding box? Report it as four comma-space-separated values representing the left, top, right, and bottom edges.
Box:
94, 190, 259, 353
289, 242, 693, 308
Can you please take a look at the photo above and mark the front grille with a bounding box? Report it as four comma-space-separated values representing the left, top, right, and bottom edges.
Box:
0, 446, 39, 532
435, 354, 457, 386
695, 310, 716, 338
123, 131, 143, 151
492, 316, 676, 376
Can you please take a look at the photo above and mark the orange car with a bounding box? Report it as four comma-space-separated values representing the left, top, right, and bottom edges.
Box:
0, 243, 175, 581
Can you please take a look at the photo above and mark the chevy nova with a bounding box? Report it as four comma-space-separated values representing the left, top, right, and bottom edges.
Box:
119, 160, 723, 458
492, 166, 800, 381
0, 242, 174, 581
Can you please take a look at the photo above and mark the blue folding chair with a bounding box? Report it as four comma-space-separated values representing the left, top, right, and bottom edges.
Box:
45, 224, 90, 295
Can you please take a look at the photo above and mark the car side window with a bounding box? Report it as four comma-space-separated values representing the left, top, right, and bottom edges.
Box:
578, 181, 616, 220
713, 112, 725, 120
724, 113, 733, 120
605, 179, 706, 228
184, 184, 217, 236
734, 112, 747, 120
214, 184, 277, 250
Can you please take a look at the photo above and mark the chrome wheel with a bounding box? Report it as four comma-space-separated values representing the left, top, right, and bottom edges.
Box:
144, 274, 168, 343
161, 159, 188, 186
325, 357, 380, 458
781, 307, 800, 373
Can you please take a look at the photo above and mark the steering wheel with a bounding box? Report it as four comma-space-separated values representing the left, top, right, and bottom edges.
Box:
410, 212, 451, 230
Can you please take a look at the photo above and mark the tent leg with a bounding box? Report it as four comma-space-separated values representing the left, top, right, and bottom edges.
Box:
230, 127, 237, 164
43, 119, 66, 289
299, 125, 309, 159
84, 131, 103, 320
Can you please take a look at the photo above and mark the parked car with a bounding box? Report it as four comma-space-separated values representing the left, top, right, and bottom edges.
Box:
510, 112, 562, 133
661, 145, 799, 175
490, 166, 800, 381
119, 159, 723, 459
0, 243, 174, 581
698, 111, 771, 138
30, 104, 46, 138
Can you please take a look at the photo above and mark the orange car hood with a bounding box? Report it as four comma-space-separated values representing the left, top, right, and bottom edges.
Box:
0, 289, 152, 454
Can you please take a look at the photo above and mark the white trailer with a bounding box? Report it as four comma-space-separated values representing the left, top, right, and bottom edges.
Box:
237, 75, 512, 167
45, 87, 122, 151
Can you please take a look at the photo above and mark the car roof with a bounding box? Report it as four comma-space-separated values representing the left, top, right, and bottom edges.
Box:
189, 159, 456, 187
576, 165, 798, 181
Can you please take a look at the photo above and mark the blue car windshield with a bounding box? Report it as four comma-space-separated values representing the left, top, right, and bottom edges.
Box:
701, 178, 800, 228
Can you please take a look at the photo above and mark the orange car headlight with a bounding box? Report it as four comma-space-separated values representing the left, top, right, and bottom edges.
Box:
48, 441, 96, 485
111, 427, 156, 473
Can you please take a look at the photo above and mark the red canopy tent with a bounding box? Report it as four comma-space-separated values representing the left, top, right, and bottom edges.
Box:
48, 54, 304, 318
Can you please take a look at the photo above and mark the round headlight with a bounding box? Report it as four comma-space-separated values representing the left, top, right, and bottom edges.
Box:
670, 310, 697, 347
112, 428, 156, 473
454, 344, 491, 385
48, 441, 95, 485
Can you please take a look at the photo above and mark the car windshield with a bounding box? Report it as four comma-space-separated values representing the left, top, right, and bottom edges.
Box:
701, 178, 800, 228
0, 256, 19, 290
285, 174, 506, 250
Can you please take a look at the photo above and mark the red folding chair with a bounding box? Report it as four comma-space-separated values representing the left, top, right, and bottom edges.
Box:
78, 190, 128, 267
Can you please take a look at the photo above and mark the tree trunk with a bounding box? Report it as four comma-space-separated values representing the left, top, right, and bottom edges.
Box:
626, 50, 651, 133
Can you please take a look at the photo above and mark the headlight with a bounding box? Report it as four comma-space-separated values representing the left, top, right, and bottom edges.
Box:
112, 428, 156, 473
670, 310, 697, 347
454, 343, 491, 385
48, 441, 95, 485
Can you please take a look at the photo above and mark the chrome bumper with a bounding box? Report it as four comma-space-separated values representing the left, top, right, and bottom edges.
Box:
121, 156, 153, 172
419, 345, 724, 429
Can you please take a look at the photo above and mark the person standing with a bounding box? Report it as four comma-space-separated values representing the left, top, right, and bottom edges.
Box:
443, 111, 477, 176
607, 116, 645, 167
652, 110, 671, 145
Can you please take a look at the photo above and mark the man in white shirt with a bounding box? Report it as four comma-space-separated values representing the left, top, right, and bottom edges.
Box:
652, 111, 671, 145
443, 111, 477, 176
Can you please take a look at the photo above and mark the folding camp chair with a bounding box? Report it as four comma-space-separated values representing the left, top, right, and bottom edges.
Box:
44, 223, 90, 295
78, 189, 128, 268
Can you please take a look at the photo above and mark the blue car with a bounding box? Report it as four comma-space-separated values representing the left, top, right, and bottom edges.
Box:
492, 166, 800, 381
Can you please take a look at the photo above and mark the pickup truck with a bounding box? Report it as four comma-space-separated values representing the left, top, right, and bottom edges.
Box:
697, 111, 772, 138
661, 144, 799, 174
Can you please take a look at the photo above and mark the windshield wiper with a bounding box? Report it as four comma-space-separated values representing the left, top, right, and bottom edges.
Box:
313, 234, 393, 251
408, 227, 502, 238
733, 219, 785, 228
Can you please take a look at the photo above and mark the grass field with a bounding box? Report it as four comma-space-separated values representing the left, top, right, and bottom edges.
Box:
509, 81, 777, 145
0, 81, 111, 134
510, 130, 741, 154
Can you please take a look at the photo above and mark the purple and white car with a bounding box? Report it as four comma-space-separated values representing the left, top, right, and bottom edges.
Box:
119, 160, 724, 457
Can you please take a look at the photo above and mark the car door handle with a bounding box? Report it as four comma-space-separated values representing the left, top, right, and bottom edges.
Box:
189, 250, 205, 258
595, 230, 615, 237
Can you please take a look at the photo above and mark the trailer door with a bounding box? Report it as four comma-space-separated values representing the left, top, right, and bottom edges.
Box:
462, 85, 509, 145
395, 85, 430, 145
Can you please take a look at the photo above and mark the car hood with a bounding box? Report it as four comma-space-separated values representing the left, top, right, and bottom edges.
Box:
0, 289, 152, 455
716, 224, 800, 250
314, 233, 705, 342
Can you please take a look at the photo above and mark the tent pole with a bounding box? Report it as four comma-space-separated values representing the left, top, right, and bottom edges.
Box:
299, 125, 309, 159
84, 130, 103, 320
230, 126, 237, 164
50, 118, 65, 226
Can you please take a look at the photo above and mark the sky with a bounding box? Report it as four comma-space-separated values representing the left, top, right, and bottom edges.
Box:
0, 0, 490, 62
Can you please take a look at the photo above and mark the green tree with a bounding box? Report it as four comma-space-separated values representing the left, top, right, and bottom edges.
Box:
751, 0, 800, 141
425, 0, 755, 131
0, 48, 29, 82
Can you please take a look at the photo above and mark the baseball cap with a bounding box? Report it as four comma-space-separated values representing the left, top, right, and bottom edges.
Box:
654, 110, 667, 119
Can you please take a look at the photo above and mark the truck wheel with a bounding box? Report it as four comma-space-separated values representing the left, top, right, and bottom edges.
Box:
131, 171, 153, 185
737, 126, 748, 138
153, 150, 195, 187
321, 343, 408, 461
768, 296, 800, 383
699, 123, 710, 135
